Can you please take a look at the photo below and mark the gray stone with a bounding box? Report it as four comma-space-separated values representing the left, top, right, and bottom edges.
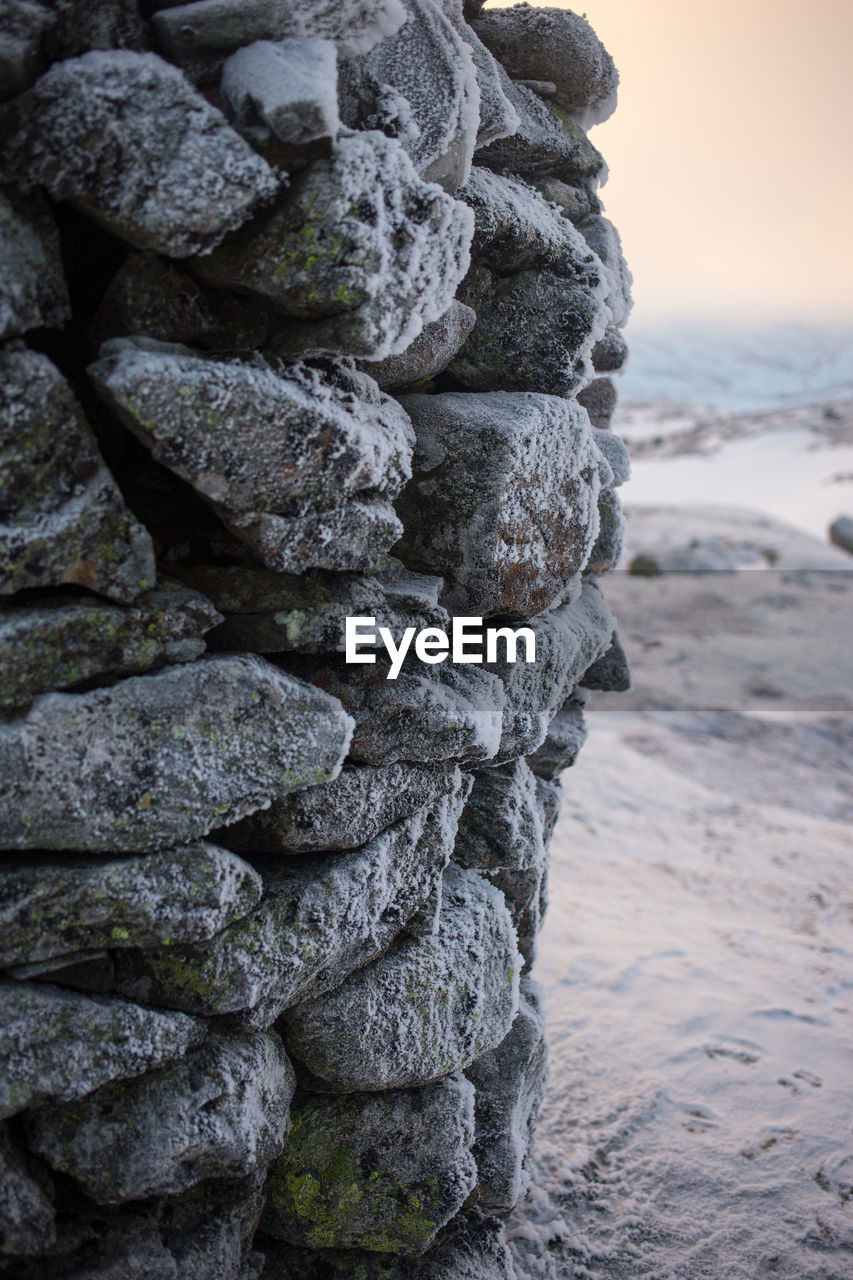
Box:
449, 266, 604, 396
0, 980, 204, 1118
221, 39, 339, 169
10, 1213, 180, 1280
488, 580, 615, 762
306, 659, 504, 765
577, 214, 633, 328
362, 301, 477, 390
340, 0, 480, 191
580, 630, 631, 692
585, 485, 625, 575
42, 0, 151, 60
485, 779, 557, 968
284, 864, 521, 1090
0, 1123, 55, 1257
0, 0, 48, 102
90, 252, 275, 354
0, 187, 70, 340
593, 427, 631, 486
473, 4, 618, 127
191, 131, 473, 361
0, 52, 279, 257
115, 775, 468, 1023
476, 73, 606, 189
395, 391, 609, 616
527, 690, 588, 779
0, 346, 156, 603
829, 514, 853, 554
592, 326, 629, 372
225, 762, 458, 853
259, 1209, 515, 1279
157, 1177, 267, 1280
466, 983, 548, 1211
533, 175, 602, 222
153, 0, 407, 84
90, 341, 414, 575
454, 759, 544, 873
0, 654, 353, 853
0, 843, 262, 969
440, 2, 519, 150
577, 375, 617, 428
0, 583, 222, 714
27, 1031, 293, 1202
262, 1076, 476, 1253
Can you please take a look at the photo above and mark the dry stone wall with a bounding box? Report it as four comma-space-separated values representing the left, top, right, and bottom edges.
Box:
0, 2, 632, 1276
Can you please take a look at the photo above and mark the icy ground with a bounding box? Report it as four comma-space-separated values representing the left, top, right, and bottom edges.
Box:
509, 557, 853, 1279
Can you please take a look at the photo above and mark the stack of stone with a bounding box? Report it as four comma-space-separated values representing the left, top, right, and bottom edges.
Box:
0, 2, 632, 1277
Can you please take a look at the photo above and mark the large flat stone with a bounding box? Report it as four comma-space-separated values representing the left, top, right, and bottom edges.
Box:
0, 583, 221, 714
115, 774, 468, 1024
395, 391, 609, 616
0, 654, 353, 852
0, 188, 69, 341
0, 51, 279, 256
192, 131, 473, 360
261, 1076, 476, 1253
0, 980, 204, 1118
90, 340, 414, 575
0, 346, 155, 603
26, 1030, 293, 1202
284, 864, 521, 1090
0, 843, 262, 968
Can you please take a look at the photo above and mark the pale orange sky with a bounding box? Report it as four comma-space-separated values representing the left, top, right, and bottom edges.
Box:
489, 0, 853, 324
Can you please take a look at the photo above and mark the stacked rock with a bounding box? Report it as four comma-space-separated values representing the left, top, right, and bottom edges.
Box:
0, 3, 632, 1278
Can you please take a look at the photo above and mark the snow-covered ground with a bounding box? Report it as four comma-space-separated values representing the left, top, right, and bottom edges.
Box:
510, 326, 853, 1278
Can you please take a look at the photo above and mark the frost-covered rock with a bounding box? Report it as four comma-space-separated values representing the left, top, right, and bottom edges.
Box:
450, 265, 605, 396
0, 981, 203, 1118
438, 1, 519, 150
593, 427, 631, 487
225, 762, 459, 853
527, 690, 588, 779
262, 1076, 476, 1252
0, 52, 279, 256
0, 655, 353, 852
466, 982, 548, 1211
473, 4, 618, 128
476, 74, 606, 188
116, 777, 468, 1023
0, 844, 262, 969
0, 347, 155, 603
0, 1123, 55, 1258
489, 581, 615, 763
534, 174, 602, 223
0, 189, 69, 340
221, 38, 339, 169
26, 1031, 293, 1202
90, 341, 414, 575
340, 0, 480, 191
362, 301, 477, 389
586, 484, 626, 575
284, 865, 521, 1090
581, 630, 631, 692
191, 131, 473, 361
395, 391, 608, 616
577, 214, 633, 328
153, 0, 407, 83
578, 374, 618, 428
0, 0, 48, 102
0, 583, 221, 714
592, 325, 629, 372
43, 0, 151, 60
306, 659, 505, 765
454, 759, 545, 873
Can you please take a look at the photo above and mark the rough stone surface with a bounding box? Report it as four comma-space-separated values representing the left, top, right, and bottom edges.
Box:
0, 583, 222, 714
454, 759, 544, 873
116, 776, 468, 1023
466, 982, 548, 1211
191, 131, 473, 361
0, 0, 48, 102
0, 51, 280, 257
42, 0, 151, 61
580, 630, 631, 692
527, 690, 588, 780
473, 4, 618, 127
0, 1123, 55, 1258
577, 374, 618, 428
26, 1030, 294, 1202
395, 391, 609, 616
261, 1076, 476, 1253
445, 4, 519, 150
476, 73, 606, 189
153, 0, 407, 83
0, 654, 353, 852
577, 213, 633, 328
306, 659, 505, 765
586, 484, 625, 575
225, 762, 458, 854
339, 0, 480, 191
592, 325, 629, 372
593, 427, 631, 486
362, 301, 477, 389
533, 174, 602, 222
0, 346, 156, 603
284, 864, 521, 1090
0, 187, 69, 340
0, 843, 262, 968
0, 980, 204, 1119
91, 340, 414, 575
